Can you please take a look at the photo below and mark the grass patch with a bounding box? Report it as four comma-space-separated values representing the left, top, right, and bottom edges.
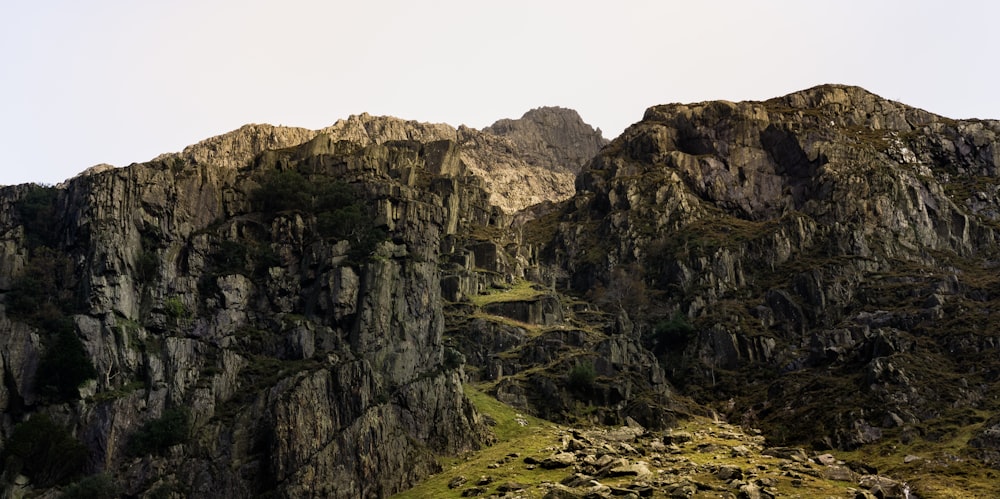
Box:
468, 280, 545, 307
836, 410, 1000, 498
468, 311, 543, 334
393, 386, 560, 499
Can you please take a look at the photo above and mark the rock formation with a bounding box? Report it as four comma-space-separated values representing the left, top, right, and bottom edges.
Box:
542, 84, 1000, 493
484, 106, 609, 175
3, 85, 1000, 497
158, 110, 606, 213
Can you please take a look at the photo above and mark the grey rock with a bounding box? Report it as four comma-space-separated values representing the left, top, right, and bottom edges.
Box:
543, 452, 579, 469
496, 481, 527, 492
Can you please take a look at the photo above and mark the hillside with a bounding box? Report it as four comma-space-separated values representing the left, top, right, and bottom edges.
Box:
0, 86, 998, 498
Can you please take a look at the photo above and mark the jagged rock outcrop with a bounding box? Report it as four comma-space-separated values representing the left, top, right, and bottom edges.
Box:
165, 123, 319, 170
0, 134, 509, 497
484, 106, 608, 175
156, 110, 607, 213
542, 84, 1000, 480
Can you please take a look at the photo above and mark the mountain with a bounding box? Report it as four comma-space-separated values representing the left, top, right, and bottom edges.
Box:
0, 86, 998, 498
542, 84, 1000, 495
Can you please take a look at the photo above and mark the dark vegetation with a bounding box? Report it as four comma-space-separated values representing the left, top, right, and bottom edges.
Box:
127, 408, 191, 457
567, 360, 597, 392
15, 184, 61, 249
252, 169, 386, 260
60, 474, 120, 499
2, 415, 88, 487
8, 186, 96, 403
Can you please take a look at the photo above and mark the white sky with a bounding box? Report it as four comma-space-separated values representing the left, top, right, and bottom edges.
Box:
1, 0, 997, 186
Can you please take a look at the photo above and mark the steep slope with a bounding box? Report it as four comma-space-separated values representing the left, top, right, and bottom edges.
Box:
0, 137, 505, 497
540, 84, 1000, 495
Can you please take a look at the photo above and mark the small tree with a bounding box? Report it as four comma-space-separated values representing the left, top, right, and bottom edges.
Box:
567, 361, 597, 392
61, 474, 121, 499
650, 312, 696, 355
127, 408, 190, 456
3, 415, 88, 487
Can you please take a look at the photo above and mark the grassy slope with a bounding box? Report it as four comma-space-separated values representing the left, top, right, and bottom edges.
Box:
394, 386, 899, 499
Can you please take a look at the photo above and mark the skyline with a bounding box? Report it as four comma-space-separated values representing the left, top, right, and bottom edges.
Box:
2, 1, 998, 186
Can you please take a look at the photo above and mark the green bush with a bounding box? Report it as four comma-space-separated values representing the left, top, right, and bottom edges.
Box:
36, 321, 98, 402
16, 184, 60, 249
164, 297, 191, 323
6, 246, 95, 402
61, 473, 120, 499
213, 240, 249, 274
649, 312, 696, 355
567, 361, 597, 392
6, 247, 78, 321
252, 169, 312, 213
443, 347, 465, 370
252, 169, 385, 259
252, 242, 281, 275
136, 248, 160, 285
2, 415, 88, 487
127, 408, 190, 456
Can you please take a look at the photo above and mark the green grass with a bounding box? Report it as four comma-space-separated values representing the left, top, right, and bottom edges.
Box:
393, 386, 562, 499
468, 311, 543, 335
836, 410, 1000, 498
468, 280, 545, 307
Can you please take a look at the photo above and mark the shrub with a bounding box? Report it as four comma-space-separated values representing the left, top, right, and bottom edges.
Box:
6, 246, 94, 402
6, 247, 78, 321
252, 169, 386, 259
212, 240, 249, 274
36, 322, 98, 402
127, 408, 190, 456
2, 415, 88, 487
16, 184, 60, 249
61, 473, 120, 499
164, 297, 191, 323
252, 169, 311, 213
443, 347, 465, 370
650, 312, 696, 355
251, 242, 280, 275
136, 248, 160, 285
567, 361, 597, 392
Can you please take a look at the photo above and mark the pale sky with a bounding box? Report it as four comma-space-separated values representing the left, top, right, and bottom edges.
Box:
1, 1, 997, 186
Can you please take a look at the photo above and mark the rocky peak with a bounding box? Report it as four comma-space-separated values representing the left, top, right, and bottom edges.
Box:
484, 106, 608, 175
320, 112, 459, 144
145, 109, 605, 213
167, 123, 318, 169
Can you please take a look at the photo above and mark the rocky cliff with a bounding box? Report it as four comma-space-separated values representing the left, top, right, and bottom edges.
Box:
540, 84, 1000, 494
0, 105, 620, 498
157, 110, 605, 213
484, 106, 609, 175
3, 85, 1000, 498
0, 135, 511, 497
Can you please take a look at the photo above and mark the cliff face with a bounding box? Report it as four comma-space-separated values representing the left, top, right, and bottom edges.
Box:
0, 136, 504, 496
548, 84, 1000, 460
4, 86, 1000, 497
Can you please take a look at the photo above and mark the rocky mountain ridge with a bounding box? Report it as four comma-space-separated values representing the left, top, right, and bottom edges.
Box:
147, 107, 606, 213
1, 85, 999, 498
